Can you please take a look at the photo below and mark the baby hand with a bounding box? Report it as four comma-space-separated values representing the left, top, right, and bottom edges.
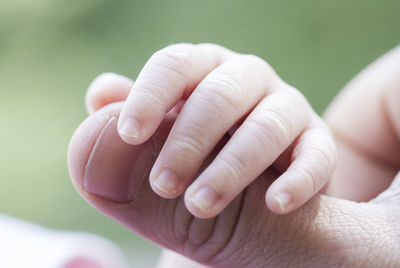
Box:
116, 43, 337, 218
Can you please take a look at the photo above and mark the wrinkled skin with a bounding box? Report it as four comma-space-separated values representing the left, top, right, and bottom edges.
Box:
68, 102, 399, 267
68, 46, 400, 267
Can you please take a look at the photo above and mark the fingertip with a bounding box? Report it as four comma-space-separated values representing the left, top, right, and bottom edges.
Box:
85, 72, 133, 115
184, 186, 221, 219
149, 168, 184, 199
117, 117, 161, 146
117, 116, 143, 145
265, 187, 298, 215
117, 96, 166, 145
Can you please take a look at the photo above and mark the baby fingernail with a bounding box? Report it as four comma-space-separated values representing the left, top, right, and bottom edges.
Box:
190, 187, 218, 212
119, 117, 141, 142
153, 168, 180, 196
275, 192, 291, 211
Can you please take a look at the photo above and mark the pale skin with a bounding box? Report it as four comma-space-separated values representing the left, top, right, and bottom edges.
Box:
69, 45, 400, 267
114, 43, 337, 218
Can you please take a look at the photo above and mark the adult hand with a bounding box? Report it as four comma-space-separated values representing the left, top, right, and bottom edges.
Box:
68, 95, 399, 268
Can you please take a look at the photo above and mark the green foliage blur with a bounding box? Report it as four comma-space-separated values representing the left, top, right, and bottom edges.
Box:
0, 0, 399, 265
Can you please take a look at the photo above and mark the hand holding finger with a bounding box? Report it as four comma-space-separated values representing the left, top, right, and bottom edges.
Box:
117, 43, 233, 145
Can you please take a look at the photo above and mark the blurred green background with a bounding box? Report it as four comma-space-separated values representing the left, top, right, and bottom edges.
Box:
0, 0, 399, 266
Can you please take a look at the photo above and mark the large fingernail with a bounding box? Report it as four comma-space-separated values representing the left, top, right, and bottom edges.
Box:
84, 117, 154, 203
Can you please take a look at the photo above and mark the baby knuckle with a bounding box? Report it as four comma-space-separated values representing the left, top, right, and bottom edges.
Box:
134, 80, 168, 107
323, 141, 337, 171
172, 132, 207, 158
194, 88, 226, 115
299, 161, 320, 194
289, 87, 308, 104
283, 87, 311, 112
248, 110, 292, 149
241, 54, 271, 70
319, 129, 338, 169
300, 166, 320, 196
202, 74, 243, 110
301, 148, 334, 193
219, 154, 248, 181
151, 43, 195, 77
238, 54, 277, 80
311, 139, 337, 173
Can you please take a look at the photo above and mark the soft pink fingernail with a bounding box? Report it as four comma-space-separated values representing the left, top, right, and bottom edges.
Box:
274, 192, 291, 212
153, 168, 180, 196
119, 117, 141, 142
189, 187, 218, 212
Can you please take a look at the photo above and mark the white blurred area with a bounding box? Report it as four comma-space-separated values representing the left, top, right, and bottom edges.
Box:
0, 214, 128, 268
